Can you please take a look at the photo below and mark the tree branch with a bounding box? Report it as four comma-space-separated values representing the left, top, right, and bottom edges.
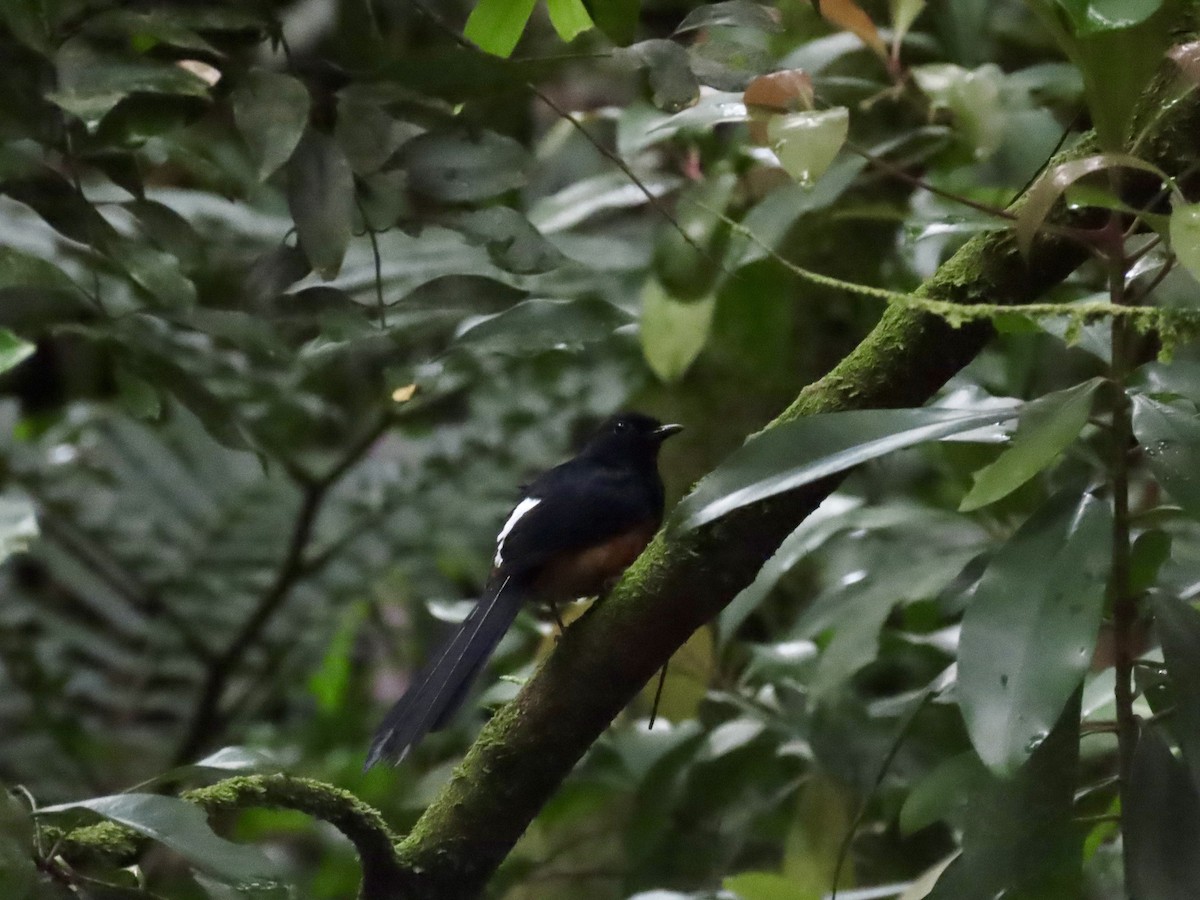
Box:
52, 775, 405, 899
173, 414, 392, 764
391, 62, 1200, 899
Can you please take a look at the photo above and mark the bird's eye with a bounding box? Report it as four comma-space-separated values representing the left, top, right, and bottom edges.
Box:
614, 420, 628, 432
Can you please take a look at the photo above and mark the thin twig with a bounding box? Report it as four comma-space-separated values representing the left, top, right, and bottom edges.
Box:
354, 194, 388, 328
830, 692, 929, 899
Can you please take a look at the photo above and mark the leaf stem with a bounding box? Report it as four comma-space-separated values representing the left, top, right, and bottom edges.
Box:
1105, 211, 1139, 892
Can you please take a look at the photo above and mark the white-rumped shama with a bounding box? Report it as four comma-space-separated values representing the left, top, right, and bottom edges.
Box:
365, 412, 681, 768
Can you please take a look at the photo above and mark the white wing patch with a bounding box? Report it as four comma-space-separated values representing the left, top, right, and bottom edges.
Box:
494, 496, 541, 568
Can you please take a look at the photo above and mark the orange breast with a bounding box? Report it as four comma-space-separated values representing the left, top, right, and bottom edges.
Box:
532, 523, 657, 602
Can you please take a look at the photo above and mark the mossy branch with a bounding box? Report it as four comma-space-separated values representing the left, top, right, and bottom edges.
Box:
49, 775, 406, 900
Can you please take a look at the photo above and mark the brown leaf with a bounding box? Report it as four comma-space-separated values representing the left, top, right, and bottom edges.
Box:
817, 0, 887, 61
743, 69, 814, 113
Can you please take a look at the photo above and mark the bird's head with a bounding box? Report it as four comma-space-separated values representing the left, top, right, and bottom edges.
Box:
580, 412, 683, 465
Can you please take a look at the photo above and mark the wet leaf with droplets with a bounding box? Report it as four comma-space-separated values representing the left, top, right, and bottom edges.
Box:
958, 491, 1111, 776
1132, 394, 1200, 521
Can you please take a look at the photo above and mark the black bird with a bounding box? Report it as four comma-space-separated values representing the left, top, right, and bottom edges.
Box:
365, 412, 682, 768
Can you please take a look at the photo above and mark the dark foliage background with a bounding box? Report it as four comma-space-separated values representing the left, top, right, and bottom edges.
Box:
2, 0, 1200, 898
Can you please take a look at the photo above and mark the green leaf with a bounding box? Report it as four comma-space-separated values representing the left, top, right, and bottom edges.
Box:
911, 64, 1005, 160
401, 130, 529, 203
286, 129, 356, 280
1126, 727, 1200, 900
1132, 395, 1200, 521
958, 491, 1110, 775
0, 243, 89, 327
1151, 595, 1200, 794
766, 107, 849, 187
0, 0, 63, 53
640, 279, 715, 382
889, 0, 927, 50
781, 772, 853, 894
190, 747, 282, 774
674, 406, 1019, 531
584, 0, 639, 45
0, 329, 35, 375
960, 378, 1102, 511
618, 40, 701, 112
1053, 0, 1163, 35
899, 751, 988, 835
454, 297, 632, 354
675, 1, 782, 34
1032, 1, 1173, 151
83, 10, 219, 54
109, 239, 198, 308
725, 155, 867, 267
1169, 200, 1200, 282
643, 91, 749, 147
231, 71, 311, 180
724, 871, 815, 900
37, 794, 281, 885
925, 696, 1083, 898
0, 791, 35, 900
546, 0, 593, 42
528, 171, 683, 233
115, 366, 163, 420
1130, 528, 1171, 593
334, 96, 413, 177
1015, 153, 1170, 258
450, 207, 565, 275
0, 492, 39, 564
46, 37, 211, 131
309, 603, 367, 713
464, 0, 538, 58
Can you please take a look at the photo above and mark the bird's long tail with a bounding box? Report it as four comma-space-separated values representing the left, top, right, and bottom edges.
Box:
364, 577, 523, 769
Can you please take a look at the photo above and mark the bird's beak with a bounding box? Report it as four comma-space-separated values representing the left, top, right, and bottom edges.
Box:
653, 423, 684, 441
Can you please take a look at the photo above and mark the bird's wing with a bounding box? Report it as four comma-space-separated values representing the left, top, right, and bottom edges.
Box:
494, 464, 656, 576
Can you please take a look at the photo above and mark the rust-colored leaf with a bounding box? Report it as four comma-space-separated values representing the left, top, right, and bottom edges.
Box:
743, 69, 814, 113
816, 0, 887, 61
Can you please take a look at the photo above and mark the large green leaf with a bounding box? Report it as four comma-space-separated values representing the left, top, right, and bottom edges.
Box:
640, 279, 715, 382
925, 696, 1082, 898
1053, 0, 1164, 35
46, 36, 211, 130
960, 378, 1102, 511
401, 130, 529, 203
463, 0, 538, 58
231, 71, 311, 180
1152, 595, 1200, 793
1132, 395, 1200, 520
958, 491, 1110, 775
1126, 728, 1200, 900
38, 794, 281, 885
286, 129, 356, 280
453, 297, 632, 354
674, 406, 1019, 531
545, 0, 594, 43
528, 171, 683, 233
